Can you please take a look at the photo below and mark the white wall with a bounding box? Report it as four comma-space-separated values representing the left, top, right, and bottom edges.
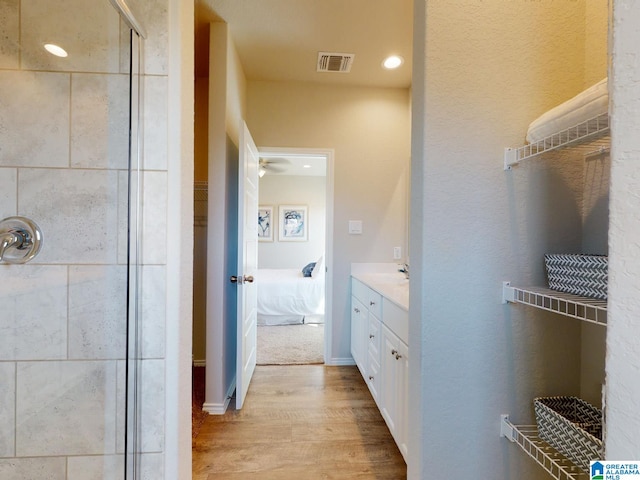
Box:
258, 175, 326, 269
164, 0, 194, 477
247, 81, 410, 363
411, 1, 603, 478
605, 0, 640, 460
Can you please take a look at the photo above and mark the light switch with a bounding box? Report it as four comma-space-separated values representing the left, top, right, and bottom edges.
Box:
349, 220, 363, 234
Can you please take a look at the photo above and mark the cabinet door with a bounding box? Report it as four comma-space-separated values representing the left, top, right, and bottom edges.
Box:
395, 339, 409, 460
380, 324, 399, 436
350, 296, 367, 375
381, 323, 408, 460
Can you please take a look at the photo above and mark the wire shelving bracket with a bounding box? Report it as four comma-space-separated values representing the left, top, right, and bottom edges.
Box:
502, 282, 607, 326
501, 415, 589, 480
504, 113, 610, 170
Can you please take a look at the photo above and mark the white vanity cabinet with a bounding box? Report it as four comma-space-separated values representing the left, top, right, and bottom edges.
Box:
350, 275, 408, 462
380, 305, 409, 459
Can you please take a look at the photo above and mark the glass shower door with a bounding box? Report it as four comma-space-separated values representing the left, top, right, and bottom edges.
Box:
0, 1, 143, 478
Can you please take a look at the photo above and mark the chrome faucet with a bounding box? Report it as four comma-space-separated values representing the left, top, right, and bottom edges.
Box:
398, 263, 409, 279
0, 231, 22, 261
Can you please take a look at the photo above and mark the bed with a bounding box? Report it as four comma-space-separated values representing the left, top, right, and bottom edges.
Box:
257, 257, 325, 326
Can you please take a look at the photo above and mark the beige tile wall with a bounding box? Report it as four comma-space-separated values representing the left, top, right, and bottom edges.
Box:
0, 0, 169, 478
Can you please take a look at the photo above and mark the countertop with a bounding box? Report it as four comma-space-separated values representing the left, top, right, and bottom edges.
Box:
351, 272, 409, 311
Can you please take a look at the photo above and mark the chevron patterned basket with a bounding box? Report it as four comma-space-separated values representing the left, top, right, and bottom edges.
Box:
534, 396, 603, 471
544, 254, 608, 300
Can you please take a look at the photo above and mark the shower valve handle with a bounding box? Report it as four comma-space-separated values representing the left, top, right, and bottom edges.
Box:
0, 216, 43, 264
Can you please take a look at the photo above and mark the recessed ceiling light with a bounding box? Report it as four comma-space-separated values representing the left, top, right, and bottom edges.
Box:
303, 164, 311, 168
382, 55, 404, 70
44, 43, 68, 57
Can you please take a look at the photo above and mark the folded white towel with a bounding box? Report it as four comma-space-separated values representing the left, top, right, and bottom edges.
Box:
526, 78, 608, 144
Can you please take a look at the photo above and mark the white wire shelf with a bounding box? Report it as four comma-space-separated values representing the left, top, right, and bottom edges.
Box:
502, 282, 607, 326
501, 415, 589, 480
504, 113, 610, 170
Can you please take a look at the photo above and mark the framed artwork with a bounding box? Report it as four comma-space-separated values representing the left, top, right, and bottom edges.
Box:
279, 205, 308, 242
258, 206, 273, 242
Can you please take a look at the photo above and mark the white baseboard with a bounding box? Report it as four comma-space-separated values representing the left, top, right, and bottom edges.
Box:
193, 359, 206, 367
202, 400, 228, 415
325, 357, 356, 366
202, 378, 236, 415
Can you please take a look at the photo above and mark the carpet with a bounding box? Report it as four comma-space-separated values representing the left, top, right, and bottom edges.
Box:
257, 323, 324, 365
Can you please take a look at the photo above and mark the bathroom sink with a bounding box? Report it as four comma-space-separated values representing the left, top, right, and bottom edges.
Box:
364, 273, 409, 286
355, 273, 409, 310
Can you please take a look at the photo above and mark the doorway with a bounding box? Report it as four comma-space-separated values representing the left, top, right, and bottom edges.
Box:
256, 148, 334, 365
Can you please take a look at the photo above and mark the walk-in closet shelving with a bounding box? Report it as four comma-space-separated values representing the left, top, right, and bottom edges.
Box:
500, 416, 589, 480
502, 282, 607, 326
502, 112, 610, 477
504, 112, 609, 170
501, 281, 606, 475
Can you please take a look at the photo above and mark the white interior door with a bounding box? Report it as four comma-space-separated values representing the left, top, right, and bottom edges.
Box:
235, 121, 259, 409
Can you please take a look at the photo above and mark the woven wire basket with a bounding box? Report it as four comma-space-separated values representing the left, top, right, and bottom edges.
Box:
534, 396, 603, 471
544, 254, 608, 300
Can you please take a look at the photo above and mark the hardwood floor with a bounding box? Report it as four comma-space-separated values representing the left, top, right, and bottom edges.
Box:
192, 365, 407, 479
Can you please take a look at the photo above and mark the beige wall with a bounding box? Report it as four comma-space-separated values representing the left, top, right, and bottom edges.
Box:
247, 80, 411, 362
225, 38, 246, 146
584, 0, 609, 88
258, 175, 326, 270
193, 74, 208, 361
194, 76, 209, 182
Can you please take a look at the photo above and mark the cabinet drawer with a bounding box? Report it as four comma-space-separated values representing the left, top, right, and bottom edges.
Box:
352, 278, 369, 305
352, 278, 383, 318
383, 300, 408, 345
367, 290, 383, 319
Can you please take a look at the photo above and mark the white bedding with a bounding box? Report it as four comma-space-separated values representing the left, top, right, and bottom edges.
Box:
257, 268, 325, 319
526, 78, 608, 143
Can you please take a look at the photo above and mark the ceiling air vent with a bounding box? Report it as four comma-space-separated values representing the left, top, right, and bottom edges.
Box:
317, 52, 355, 73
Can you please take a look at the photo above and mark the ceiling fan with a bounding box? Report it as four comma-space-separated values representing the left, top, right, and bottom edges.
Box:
259, 157, 289, 177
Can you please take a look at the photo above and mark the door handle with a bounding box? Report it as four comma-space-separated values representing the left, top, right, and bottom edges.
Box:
230, 275, 254, 284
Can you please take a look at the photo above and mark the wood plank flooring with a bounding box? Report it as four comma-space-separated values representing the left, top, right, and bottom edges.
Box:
192, 365, 407, 480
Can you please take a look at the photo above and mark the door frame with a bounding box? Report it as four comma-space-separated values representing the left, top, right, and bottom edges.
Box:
257, 146, 335, 363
